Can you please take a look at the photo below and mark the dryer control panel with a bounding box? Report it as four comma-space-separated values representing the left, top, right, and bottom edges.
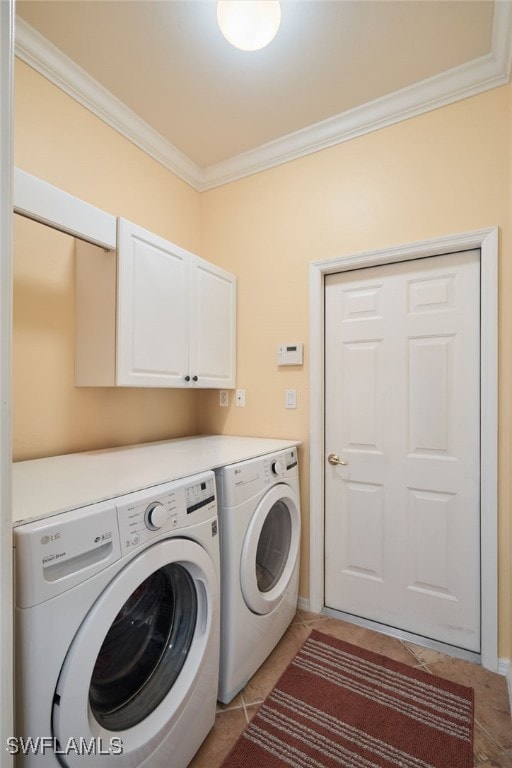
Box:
117, 472, 216, 554
266, 448, 298, 480
217, 448, 299, 506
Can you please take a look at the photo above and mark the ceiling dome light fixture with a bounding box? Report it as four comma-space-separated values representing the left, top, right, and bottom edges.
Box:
217, 1, 281, 52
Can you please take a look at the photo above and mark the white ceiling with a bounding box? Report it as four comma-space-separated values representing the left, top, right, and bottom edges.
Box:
14, 1, 512, 190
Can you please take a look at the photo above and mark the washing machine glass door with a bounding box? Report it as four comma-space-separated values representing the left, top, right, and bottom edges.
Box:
240, 483, 300, 615
89, 561, 196, 730
52, 537, 218, 766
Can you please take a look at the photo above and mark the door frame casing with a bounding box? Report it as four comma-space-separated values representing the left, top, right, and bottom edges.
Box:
309, 227, 498, 671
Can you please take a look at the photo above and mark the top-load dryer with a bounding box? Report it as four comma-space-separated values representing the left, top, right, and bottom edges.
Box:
215, 447, 301, 703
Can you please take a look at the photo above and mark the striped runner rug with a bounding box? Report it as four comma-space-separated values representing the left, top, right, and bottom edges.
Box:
220, 630, 474, 768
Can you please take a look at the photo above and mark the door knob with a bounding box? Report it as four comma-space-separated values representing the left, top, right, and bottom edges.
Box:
327, 453, 347, 466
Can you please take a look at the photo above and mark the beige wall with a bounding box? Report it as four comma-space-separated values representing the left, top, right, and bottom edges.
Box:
199, 85, 512, 658
14, 59, 512, 659
14, 60, 203, 460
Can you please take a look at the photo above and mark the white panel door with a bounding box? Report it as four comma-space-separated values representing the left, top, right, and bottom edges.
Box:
189, 255, 236, 388
117, 219, 189, 387
324, 250, 481, 651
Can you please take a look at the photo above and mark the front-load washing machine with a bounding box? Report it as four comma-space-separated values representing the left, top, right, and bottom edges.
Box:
13, 471, 219, 767
215, 447, 301, 703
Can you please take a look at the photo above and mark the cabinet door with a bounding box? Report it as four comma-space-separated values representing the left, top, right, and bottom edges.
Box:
189, 256, 236, 388
117, 219, 190, 387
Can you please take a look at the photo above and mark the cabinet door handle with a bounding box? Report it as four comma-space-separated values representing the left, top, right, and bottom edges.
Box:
184, 375, 190, 382
192, 376, 198, 382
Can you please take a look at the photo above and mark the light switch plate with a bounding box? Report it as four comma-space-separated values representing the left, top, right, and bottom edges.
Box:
285, 389, 297, 409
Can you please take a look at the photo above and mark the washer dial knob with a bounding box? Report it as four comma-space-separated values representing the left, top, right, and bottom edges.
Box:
144, 502, 167, 531
271, 459, 285, 477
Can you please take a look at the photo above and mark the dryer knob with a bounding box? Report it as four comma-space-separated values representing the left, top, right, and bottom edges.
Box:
271, 460, 285, 477
144, 502, 168, 531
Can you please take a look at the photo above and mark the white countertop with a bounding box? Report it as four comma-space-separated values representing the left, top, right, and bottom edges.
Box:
12, 435, 301, 525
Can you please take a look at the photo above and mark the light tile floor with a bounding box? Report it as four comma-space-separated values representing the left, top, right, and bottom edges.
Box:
189, 611, 512, 768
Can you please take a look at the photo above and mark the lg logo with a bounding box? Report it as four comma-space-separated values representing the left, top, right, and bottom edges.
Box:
40, 533, 60, 545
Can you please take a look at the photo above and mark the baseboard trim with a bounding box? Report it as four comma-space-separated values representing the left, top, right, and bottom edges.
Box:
297, 596, 310, 613
499, 659, 512, 718
299, 598, 511, 711
498, 657, 510, 676
499, 658, 512, 708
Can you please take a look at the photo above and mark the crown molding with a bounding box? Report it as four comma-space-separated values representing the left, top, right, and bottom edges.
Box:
14, 17, 203, 190
201, 1, 512, 190
15, 3, 512, 193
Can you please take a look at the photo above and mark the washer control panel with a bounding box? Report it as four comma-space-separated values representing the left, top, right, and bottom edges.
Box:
144, 501, 171, 531
117, 472, 216, 554
185, 477, 216, 515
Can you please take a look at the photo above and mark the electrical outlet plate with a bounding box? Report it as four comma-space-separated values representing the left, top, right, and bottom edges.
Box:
235, 389, 246, 407
219, 390, 229, 407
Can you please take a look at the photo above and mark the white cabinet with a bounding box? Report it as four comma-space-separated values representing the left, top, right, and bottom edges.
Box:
189, 255, 237, 389
116, 220, 190, 387
75, 218, 236, 388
